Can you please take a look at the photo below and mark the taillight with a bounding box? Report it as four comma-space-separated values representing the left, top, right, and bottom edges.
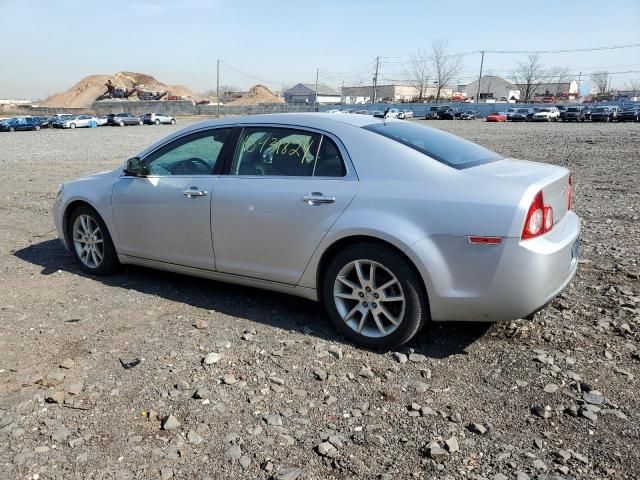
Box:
522, 190, 553, 240
567, 175, 572, 210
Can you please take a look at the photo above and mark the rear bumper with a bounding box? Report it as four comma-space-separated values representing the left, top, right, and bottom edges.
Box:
416, 211, 580, 322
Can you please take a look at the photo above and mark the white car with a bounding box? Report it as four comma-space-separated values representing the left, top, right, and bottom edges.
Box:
385, 108, 400, 119
398, 110, 414, 119
96, 116, 109, 126
325, 109, 341, 114
61, 115, 99, 129
141, 113, 177, 125
532, 107, 560, 122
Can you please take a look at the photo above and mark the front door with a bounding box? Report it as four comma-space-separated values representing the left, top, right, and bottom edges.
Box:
112, 128, 232, 269
213, 126, 357, 284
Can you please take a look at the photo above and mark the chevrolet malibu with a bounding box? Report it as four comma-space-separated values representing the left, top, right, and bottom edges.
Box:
54, 114, 580, 348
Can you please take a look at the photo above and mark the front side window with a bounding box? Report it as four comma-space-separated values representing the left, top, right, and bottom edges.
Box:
231, 127, 320, 177
363, 121, 501, 169
143, 128, 231, 176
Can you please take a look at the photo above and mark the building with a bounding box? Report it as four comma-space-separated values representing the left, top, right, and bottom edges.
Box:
342, 84, 453, 104
459, 76, 520, 102
284, 83, 342, 104
515, 81, 579, 100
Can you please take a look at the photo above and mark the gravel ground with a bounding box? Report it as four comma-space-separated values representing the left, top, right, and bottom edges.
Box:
0, 119, 638, 480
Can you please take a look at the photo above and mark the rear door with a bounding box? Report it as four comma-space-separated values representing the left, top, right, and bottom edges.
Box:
212, 126, 358, 284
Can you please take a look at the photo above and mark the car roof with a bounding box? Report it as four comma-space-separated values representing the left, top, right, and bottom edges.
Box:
136, 113, 391, 159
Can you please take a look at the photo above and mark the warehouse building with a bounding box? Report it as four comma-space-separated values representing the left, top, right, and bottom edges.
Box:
284, 84, 342, 104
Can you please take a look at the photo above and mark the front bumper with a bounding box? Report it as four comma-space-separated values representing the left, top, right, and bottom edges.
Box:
415, 211, 581, 322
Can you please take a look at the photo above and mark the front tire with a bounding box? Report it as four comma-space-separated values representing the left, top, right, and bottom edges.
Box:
119, 121, 125, 127
170, 119, 176, 125
67, 205, 119, 275
155, 119, 160, 125
323, 243, 428, 349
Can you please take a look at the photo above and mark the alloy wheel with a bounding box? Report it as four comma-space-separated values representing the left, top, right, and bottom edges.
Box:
333, 259, 405, 338
72, 214, 104, 268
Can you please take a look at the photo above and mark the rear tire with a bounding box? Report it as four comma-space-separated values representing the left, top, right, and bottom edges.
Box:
70, 123, 76, 129
67, 205, 119, 275
119, 121, 125, 127
35, 125, 41, 131
138, 120, 143, 126
322, 243, 428, 349
9, 126, 15, 132
155, 119, 160, 125
170, 119, 176, 125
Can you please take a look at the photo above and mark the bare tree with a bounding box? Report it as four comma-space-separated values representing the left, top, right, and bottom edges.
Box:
547, 66, 572, 98
510, 54, 546, 103
430, 39, 461, 101
407, 49, 431, 102
624, 79, 640, 96
591, 71, 609, 95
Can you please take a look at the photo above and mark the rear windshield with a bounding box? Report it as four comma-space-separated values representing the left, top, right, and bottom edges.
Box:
363, 121, 502, 169
567, 107, 581, 112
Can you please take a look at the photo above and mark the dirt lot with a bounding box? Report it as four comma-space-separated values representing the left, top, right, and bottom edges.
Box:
0, 119, 638, 480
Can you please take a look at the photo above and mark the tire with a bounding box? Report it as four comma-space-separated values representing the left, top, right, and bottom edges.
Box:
119, 121, 125, 127
70, 123, 76, 129
67, 205, 119, 275
322, 243, 428, 349
138, 120, 143, 126
155, 119, 160, 125
34, 125, 41, 131
170, 119, 176, 125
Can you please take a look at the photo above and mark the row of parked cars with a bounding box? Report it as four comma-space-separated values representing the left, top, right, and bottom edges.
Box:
493, 105, 640, 123
326, 108, 415, 119
424, 104, 640, 123
0, 112, 177, 132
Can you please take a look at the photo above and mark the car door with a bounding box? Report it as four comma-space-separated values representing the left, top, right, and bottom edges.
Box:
212, 126, 358, 285
111, 127, 233, 269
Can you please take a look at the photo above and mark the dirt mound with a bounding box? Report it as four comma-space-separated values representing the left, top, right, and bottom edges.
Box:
42, 72, 197, 107
227, 84, 283, 105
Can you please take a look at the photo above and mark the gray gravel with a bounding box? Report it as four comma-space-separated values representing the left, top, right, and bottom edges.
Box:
0, 119, 638, 479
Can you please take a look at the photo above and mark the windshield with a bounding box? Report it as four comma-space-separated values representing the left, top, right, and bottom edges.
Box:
622, 106, 637, 111
538, 109, 550, 113
363, 121, 502, 169
517, 109, 529, 113
567, 107, 581, 112
594, 107, 608, 112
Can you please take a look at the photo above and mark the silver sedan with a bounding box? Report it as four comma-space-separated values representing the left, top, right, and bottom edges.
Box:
53, 113, 580, 348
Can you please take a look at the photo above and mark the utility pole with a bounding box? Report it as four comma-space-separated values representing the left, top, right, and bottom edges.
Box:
372, 56, 380, 105
341, 80, 344, 105
314, 67, 319, 111
216, 59, 220, 118
475, 50, 485, 105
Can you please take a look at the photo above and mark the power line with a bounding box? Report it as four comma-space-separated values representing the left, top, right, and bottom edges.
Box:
485, 42, 640, 54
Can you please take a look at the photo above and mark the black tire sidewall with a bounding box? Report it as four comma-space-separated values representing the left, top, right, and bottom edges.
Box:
322, 243, 428, 349
67, 205, 119, 275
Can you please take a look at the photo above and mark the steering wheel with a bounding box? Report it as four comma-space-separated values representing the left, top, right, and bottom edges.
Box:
176, 157, 211, 175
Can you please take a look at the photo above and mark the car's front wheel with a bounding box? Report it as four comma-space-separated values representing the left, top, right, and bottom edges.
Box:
170, 119, 176, 125
323, 243, 428, 349
118, 121, 125, 127
155, 119, 160, 125
68, 205, 118, 275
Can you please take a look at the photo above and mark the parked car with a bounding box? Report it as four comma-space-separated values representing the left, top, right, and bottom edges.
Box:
532, 107, 560, 122
505, 108, 518, 121
424, 106, 439, 119
562, 106, 586, 122
0, 117, 44, 132
397, 110, 414, 119
435, 105, 451, 119
51, 114, 75, 128
511, 108, 535, 122
439, 108, 460, 120
384, 108, 400, 119
590, 106, 619, 122
96, 116, 109, 126
556, 105, 568, 119
581, 106, 593, 121
460, 110, 478, 120
107, 113, 143, 126
618, 105, 640, 122
61, 115, 99, 129
372, 110, 385, 117
354, 110, 369, 115
141, 113, 177, 125
486, 112, 508, 122
53, 113, 579, 348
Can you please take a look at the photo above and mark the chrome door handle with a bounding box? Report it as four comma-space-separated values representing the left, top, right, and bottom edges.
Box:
183, 188, 208, 197
302, 193, 336, 205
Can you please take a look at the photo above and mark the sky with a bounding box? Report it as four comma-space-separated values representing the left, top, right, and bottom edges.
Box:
1, 0, 639, 100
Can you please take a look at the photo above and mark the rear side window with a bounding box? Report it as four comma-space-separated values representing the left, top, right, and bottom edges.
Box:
363, 121, 501, 169
231, 127, 346, 177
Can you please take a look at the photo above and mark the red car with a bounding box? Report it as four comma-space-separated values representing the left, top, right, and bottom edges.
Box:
486, 112, 508, 122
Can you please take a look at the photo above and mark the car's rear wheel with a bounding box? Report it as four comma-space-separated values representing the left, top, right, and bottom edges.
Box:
170, 119, 176, 125
155, 119, 160, 125
323, 243, 428, 349
67, 205, 118, 275
34, 125, 41, 131
119, 121, 125, 127
70, 123, 76, 129
9, 126, 15, 132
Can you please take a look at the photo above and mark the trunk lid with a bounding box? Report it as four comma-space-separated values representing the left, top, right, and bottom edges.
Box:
470, 158, 571, 227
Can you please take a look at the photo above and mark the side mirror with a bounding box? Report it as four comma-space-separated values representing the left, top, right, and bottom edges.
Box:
124, 157, 143, 176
